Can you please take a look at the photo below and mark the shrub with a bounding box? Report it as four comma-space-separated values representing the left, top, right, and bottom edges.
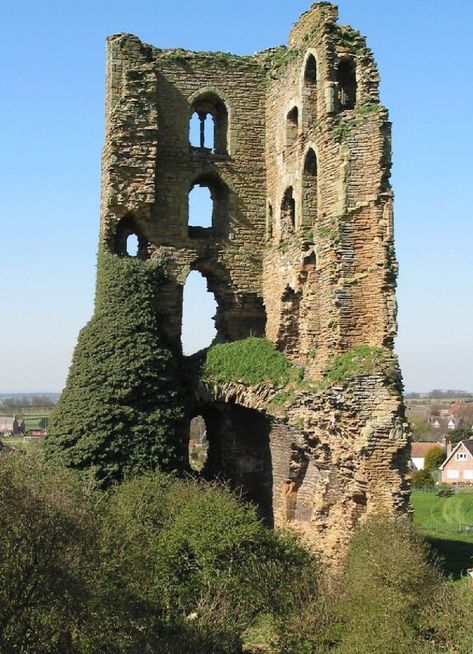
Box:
0, 453, 100, 653
424, 446, 446, 471
412, 468, 435, 488
202, 337, 300, 387
331, 516, 443, 654
100, 471, 315, 653
46, 246, 185, 486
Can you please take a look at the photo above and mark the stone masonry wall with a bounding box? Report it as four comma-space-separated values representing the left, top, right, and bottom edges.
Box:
96, 3, 409, 560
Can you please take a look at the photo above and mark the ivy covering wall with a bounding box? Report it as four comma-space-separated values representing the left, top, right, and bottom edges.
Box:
45, 247, 185, 485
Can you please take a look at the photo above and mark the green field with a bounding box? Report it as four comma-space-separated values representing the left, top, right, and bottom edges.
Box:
13, 407, 52, 431
410, 490, 473, 577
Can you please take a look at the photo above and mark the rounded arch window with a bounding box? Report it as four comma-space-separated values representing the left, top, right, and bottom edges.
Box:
303, 148, 317, 177
286, 107, 299, 145
281, 187, 296, 234
181, 269, 217, 355
113, 216, 146, 258
189, 92, 228, 154
302, 148, 318, 229
304, 54, 317, 85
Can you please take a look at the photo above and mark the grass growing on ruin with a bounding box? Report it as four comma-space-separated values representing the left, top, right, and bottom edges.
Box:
322, 345, 400, 388
202, 338, 301, 387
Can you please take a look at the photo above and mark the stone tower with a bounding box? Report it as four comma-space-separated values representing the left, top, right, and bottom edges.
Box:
94, 3, 408, 558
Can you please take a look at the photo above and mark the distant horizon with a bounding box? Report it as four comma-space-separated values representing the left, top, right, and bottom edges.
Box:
1, 388, 472, 397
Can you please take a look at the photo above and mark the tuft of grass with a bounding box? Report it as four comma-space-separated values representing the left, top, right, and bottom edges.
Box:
323, 345, 400, 388
202, 338, 301, 387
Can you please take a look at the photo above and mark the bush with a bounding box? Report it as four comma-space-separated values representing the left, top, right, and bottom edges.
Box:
46, 247, 185, 486
424, 446, 446, 471
412, 468, 435, 488
0, 453, 100, 653
331, 516, 442, 654
202, 337, 300, 387
99, 471, 315, 653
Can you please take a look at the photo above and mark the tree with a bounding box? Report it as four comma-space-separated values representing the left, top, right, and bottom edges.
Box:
424, 446, 446, 471
412, 469, 435, 488
45, 247, 186, 486
448, 425, 473, 445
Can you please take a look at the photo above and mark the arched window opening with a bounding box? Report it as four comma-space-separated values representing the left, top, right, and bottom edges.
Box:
304, 148, 317, 177
281, 187, 296, 236
114, 216, 146, 259
286, 107, 299, 145
181, 270, 217, 354
126, 234, 139, 257
337, 58, 357, 110
189, 111, 215, 150
304, 54, 317, 85
302, 148, 318, 229
189, 184, 213, 230
188, 174, 230, 239
189, 415, 208, 471
200, 403, 274, 525
189, 92, 228, 154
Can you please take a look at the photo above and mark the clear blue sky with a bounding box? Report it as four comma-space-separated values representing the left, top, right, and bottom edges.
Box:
1, 0, 471, 393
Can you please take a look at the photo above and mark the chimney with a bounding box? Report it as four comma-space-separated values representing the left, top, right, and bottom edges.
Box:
446, 439, 452, 457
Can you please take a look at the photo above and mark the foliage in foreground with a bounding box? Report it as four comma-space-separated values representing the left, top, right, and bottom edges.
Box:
1, 452, 473, 653
274, 516, 473, 654
45, 247, 185, 486
0, 453, 312, 653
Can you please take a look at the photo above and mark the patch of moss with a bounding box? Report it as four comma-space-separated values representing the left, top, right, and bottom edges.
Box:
332, 98, 381, 143
202, 338, 301, 387
322, 345, 401, 389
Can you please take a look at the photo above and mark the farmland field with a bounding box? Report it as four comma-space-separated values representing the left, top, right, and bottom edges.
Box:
16, 407, 52, 431
410, 490, 473, 576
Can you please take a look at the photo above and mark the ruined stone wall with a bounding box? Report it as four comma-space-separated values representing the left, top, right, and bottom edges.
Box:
262, 5, 397, 375
102, 37, 268, 348
94, 3, 409, 561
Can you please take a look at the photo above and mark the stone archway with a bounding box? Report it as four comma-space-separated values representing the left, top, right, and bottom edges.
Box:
192, 403, 274, 525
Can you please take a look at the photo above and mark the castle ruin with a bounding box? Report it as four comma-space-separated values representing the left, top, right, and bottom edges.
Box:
57, 3, 410, 559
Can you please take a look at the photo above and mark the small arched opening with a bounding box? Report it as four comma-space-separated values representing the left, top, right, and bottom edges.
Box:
337, 58, 357, 110
286, 106, 299, 145
189, 92, 228, 154
113, 216, 146, 258
188, 173, 231, 239
302, 148, 318, 228
304, 54, 317, 86
181, 269, 217, 355
280, 186, 296, 237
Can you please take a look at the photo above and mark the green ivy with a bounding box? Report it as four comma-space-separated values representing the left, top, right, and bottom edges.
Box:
45, 246, 185, 486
